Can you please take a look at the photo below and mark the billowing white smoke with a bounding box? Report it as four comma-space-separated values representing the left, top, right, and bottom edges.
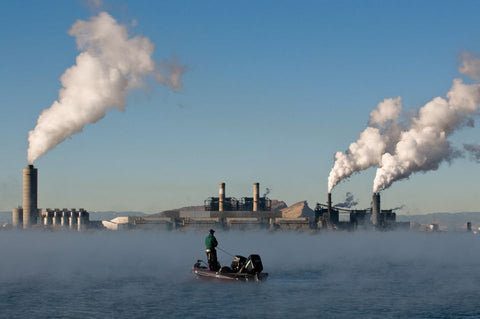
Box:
327, 97, 403, 192
27, 12, 186, 164
373, 76, 480, 192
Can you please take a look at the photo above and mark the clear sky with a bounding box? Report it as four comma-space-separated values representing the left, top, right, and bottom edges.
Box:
1, 0, 480, 214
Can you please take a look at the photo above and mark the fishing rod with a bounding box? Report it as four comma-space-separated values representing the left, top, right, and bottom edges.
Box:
217, 246, 235, 257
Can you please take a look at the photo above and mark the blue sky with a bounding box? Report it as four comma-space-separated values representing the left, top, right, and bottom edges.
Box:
1, 0, 480, 214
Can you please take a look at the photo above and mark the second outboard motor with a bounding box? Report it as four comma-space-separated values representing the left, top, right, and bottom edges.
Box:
244, 254, 263, 274
231, 255, 247, 272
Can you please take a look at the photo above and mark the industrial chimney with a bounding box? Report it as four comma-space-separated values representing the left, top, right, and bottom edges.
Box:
253, 182, 259, 212
372, 192, 380, 228
327, 192, 332, 222
23, 165, 38, 229
219, 182, 225, 212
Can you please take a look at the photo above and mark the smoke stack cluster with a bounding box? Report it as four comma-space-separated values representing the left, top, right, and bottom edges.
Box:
22, 165, 38, 229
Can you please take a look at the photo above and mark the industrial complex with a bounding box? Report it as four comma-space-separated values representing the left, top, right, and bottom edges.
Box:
10, 165, 416, 232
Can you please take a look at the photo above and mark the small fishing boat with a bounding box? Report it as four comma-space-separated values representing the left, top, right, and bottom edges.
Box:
193, 254, 268, 282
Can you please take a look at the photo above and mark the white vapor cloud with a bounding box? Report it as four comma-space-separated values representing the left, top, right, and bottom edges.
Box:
373, 78, 480, 192
328, 97, 403, 192
27, 12, 186, 164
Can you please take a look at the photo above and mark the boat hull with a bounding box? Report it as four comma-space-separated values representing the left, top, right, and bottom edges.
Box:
192, 266, 268, 282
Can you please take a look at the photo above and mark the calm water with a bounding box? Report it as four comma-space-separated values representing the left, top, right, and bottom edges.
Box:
0, 230, 479, 318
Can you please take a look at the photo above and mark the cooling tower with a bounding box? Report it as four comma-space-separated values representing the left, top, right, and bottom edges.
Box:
219, 182, 225, 212
372, 192, 380, 228
253, 182, 260, 212
22, 165, 38, 229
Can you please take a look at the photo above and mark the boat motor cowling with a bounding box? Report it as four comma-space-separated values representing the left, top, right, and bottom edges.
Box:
245, 254, 263, 274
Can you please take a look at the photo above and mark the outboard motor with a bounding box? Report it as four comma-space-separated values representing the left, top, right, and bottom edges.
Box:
244, 254, 263, 274
231, 255, 247, 272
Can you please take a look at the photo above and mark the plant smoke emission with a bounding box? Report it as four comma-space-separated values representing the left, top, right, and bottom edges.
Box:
27, 12, 186, 164
373, 75, 480, 192
263, 187, 271, 198
328, 97, 403, 192
335, 192, 358, 208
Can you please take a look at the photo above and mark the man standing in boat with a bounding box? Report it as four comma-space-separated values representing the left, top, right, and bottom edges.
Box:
205, 229, 219, 271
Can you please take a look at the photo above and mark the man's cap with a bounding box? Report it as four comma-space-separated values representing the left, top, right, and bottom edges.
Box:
209, 229, 215, 233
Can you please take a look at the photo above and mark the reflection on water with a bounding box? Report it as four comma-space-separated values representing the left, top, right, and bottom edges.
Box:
0, 231, 479, 318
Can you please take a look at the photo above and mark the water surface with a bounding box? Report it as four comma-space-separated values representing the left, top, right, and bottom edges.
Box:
0, 231, 479, 318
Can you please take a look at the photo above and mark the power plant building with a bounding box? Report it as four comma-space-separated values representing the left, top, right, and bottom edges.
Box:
315, 192, 403, 231
12, 165, 91, 231
11, 165, 410, 232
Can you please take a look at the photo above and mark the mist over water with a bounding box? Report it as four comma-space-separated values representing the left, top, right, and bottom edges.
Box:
1, 231, 479, 318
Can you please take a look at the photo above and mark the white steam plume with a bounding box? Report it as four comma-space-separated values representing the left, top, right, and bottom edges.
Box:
327, 97, 403, 192
27, 12, 186, 164
373, 76, 480, 192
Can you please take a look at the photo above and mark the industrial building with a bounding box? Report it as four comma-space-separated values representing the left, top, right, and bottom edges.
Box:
100, 182, 318, 231
102, 184, 411, 232
12, 165, 91, 231
204, 182, 272, 212
11, 165, 410, 232
314, 192, 409, 231
154, 182, 283, 231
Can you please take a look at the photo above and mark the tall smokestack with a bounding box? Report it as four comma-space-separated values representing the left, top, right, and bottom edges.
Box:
22, 165, 38, 229
327, 193, 332, 221
253, 182, 259, 212
219, 182, 225, 212
372, 192, 380, 228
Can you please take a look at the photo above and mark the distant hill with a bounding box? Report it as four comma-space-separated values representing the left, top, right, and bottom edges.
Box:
397, 212, 480, 230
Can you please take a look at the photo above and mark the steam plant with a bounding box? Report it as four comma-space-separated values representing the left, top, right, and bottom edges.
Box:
139, 182, 281, 231
10, 166, 409, 233
315, 192, 406, 231
12, 165, 91, 231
